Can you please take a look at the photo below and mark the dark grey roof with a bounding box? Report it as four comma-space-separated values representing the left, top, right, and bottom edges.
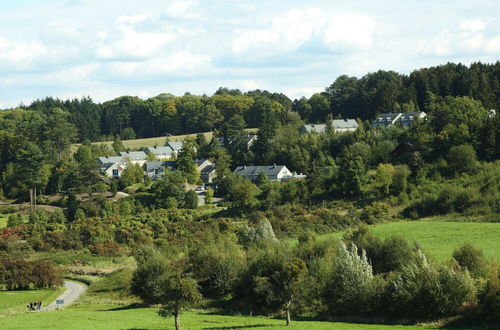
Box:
374, 113, 401, 123
146, 161, 176, 172
201, 164, 216, 174
234, 165, 287, 177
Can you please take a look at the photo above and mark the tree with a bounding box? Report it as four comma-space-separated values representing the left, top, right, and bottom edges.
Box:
16, 142, 47, 212
374, 163, 394, 196
228, 180, 258, 214
324, 243, 375, 316
447, 144, 478, 175
184, 190, 198, 209
176, 140, 199, 184
452, 243, 486, 277
132, 246, 201, 330
254, 258, 307, 325
391, 165, 411, 196
112, 136, 125, 153
151, 170, 186, 208
204, 188, 213, 205
157, 275, 202, 330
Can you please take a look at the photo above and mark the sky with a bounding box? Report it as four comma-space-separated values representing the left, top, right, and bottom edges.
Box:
0, 0, 499, 108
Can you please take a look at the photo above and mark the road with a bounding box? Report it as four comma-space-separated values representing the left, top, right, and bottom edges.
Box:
44, 281, 86, 311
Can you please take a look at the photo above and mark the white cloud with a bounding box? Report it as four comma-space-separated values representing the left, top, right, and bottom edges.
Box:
106, 51, 211, 78
232, 8, 377, 55
163, 1, 198, 19
96, 15, 176, 60
322, 14, 376, 50
0, 37, 47, 70
423, 20, 500, 56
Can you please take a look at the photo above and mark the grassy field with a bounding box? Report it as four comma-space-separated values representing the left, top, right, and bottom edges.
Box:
73, 128, 258, 151
0, 214, 7, 228
0, 304, 447, 330
308, 220, 500, 262
0, 288, 64, 316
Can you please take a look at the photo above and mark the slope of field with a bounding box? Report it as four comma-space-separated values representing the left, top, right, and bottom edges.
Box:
0, 304, 444, 330
73, 128, 258, 151
0, 288, 64, 316
312, 220, 500, 262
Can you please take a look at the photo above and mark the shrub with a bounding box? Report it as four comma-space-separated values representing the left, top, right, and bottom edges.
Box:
385, 252, 473, 320
89, 242, 123, 257
323, 243, 376, 316
452, 243, 486, 277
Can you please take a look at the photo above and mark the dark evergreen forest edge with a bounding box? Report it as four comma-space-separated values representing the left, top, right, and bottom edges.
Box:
0, 62, 499, 328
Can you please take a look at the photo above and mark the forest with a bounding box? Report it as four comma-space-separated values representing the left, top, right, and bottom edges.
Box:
0, 61, 499, 329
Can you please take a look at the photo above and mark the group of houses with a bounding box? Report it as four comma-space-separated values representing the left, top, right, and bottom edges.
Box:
372, 111, 427, 128
300, 112, 427, 135
97, 140, 303, 184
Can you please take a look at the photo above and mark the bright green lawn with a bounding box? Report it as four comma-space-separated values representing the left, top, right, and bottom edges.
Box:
0, 304, 446, 330
0, 288, 64, 316
312, 220, 500, 262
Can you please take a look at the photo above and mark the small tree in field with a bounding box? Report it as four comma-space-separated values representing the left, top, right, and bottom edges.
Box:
156, 275, 202, 330
254, 257, 307, 326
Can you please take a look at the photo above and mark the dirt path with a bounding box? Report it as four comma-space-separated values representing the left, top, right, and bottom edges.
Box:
44, 281, 86, 311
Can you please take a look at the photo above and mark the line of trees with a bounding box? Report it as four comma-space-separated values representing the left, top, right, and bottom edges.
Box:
130, 229, 498, 329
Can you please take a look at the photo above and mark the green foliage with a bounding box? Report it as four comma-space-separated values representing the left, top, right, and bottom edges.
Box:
452, 243, 486, 277
151, 170, 186, 209
183, 190, 198, 210
386, 252, 474, 320
7, 214, 24, 227
323, 243, 376, 316
0, 256, 63, 290
447, 144, 478, 175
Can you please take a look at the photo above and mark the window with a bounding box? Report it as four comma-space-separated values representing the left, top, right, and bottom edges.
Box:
112, 169, 119, 178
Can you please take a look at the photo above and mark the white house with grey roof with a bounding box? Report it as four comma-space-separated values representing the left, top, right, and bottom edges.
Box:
399, 112, 426, 127
145, 146, 175, 160
301, 119, 358, 134
373, 112, 426, 128
234, 165, 303, 182
146, 161, 176, 180
119, 151, 148, 166
331, 119, 359, 132
167, 141, 183, 155
98, 156, 128, 178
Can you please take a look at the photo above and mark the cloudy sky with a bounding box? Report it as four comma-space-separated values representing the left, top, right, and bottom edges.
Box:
1, 0, 499, 108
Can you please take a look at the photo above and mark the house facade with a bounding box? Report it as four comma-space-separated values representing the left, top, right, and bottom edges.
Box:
300, 119, 358, 134
373, 112, 426, 128
119, 151, 148, 166
145, 146, 175, 160
233, 165, 297, 182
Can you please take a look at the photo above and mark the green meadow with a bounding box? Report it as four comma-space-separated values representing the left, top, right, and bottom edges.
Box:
0, 288, 64, 316
302, 220, 500, 262
0, 304, 446, 330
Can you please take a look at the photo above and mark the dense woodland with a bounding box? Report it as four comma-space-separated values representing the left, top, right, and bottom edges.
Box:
0, 62, 499, 328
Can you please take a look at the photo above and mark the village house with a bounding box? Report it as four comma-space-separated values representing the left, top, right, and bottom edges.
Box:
233, 165, 304, 182
119, 151, 148, 166
218, 133, 258, 151
300, 119, 358, 134
145, 146, 175, 160
145, 161, 176, 180
98, 156, 127, 178
195, 159, 217, 183
372, 113, 402, 128
373, 111, 426, 128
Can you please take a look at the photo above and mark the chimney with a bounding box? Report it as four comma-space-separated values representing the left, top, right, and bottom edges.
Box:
273, 163, 276, 168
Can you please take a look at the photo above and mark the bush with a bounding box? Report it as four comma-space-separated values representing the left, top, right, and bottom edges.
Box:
324, 243, 376, 316
452, 243, 486, 277
89, 242, 123, 257
385, 252, 473, 320
0, 256, 63, 290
